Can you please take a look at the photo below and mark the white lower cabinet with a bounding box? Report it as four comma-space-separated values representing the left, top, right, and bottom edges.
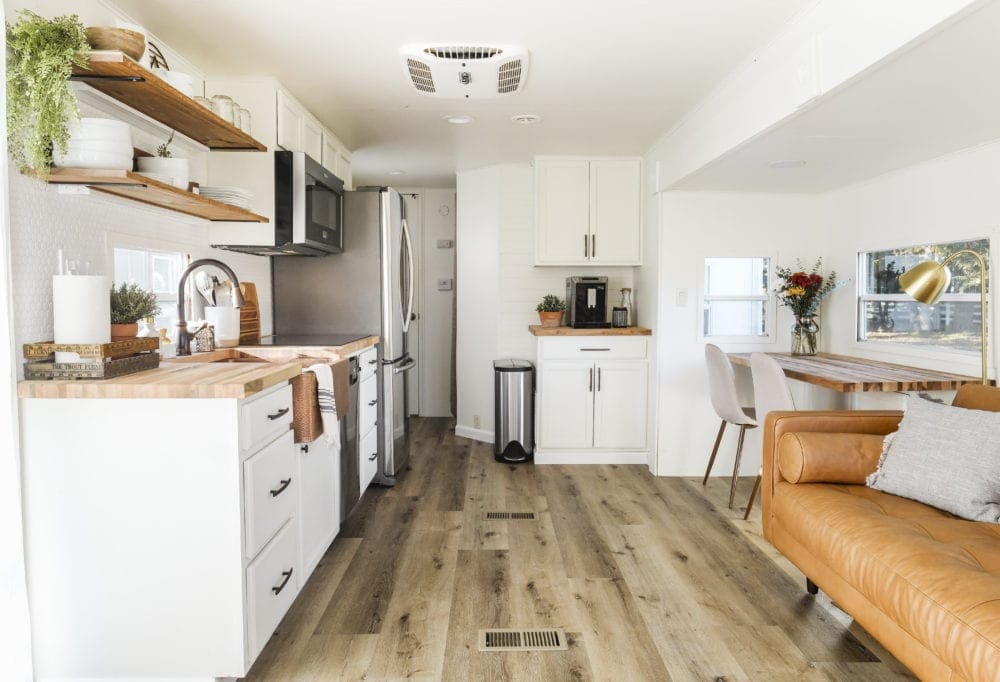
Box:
536, 336, 650, 463
360, 421, 379, 493
19, 381, 305, 679
297, 435, 341, 578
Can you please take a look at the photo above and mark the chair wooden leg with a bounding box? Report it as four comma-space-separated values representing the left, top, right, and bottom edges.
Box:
728, 424, 748, 509
702, 419, 727, 485
743, 469, 762, 520
806, 578, 819, 595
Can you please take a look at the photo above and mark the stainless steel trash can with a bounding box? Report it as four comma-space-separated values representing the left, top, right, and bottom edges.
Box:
494, 359, 534, 463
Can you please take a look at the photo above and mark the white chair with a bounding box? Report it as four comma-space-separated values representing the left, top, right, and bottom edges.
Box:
744, 352, 796, 520
703, 344, 757, 509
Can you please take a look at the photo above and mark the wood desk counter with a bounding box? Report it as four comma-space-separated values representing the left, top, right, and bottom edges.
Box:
728, 352, 984, 393
529, 325, 652, 336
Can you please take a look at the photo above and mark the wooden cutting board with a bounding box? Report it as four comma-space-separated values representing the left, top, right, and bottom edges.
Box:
239, 282, 261, 344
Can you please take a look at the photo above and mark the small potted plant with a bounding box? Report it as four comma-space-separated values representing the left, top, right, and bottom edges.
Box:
110, 283, 160, 339
6, 10, 90, 175
536, 294, 565, 328
137, 130, 190, 189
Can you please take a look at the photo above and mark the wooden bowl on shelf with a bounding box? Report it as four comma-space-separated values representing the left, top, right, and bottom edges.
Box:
85, 27, 146, 61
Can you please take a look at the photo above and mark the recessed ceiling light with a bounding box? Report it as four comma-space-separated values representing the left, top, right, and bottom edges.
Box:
511, 113, 542, 125
387, 169, 406, 176
767, 159, 807, 169
443, 114, 475, 125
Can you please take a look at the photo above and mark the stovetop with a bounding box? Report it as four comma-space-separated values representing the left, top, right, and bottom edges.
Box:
252, 333, 371, 348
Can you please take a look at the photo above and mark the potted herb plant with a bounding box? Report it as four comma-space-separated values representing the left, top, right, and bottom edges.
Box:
6, 10, 90, 175
536, 294, 565, 328
136, 131, 190, 189
110, 283, 160, 339
774, 259, 845, 355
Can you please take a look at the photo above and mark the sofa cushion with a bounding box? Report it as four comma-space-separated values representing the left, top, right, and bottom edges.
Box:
867, 395, 1000, 523
774, 481, 1000, 681
777, 432, 884, 484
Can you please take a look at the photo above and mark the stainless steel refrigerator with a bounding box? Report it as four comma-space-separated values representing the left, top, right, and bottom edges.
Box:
272, 187, 416, 483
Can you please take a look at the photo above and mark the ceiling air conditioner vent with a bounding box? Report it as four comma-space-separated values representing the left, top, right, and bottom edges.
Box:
425, 45, 503, 60
400, 44, 529, 99
406, 58, 436, 93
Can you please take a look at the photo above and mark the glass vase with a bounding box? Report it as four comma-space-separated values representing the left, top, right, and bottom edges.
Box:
791, 316, 819, 356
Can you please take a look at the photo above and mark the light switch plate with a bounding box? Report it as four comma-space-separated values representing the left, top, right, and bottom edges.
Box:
676, 288, 688, 307
436, 239, 454, 249
437, 278, 453, 291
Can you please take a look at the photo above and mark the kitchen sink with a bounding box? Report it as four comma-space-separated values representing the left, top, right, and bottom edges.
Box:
167, 349, 270, 364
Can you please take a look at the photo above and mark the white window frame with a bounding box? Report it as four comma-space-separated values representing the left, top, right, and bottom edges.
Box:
107, 233, 192, 321
854, 237, 990, 364
698, 253, 776, 344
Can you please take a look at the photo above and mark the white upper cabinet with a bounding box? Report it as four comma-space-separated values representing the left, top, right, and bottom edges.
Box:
276, 89, 302, 152
301, 115, 323, 162
321, 132, 340, 175
534, 156, 642, 266
589, 160, 642, 265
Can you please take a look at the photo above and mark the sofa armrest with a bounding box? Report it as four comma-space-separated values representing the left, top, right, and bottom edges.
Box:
761, 411, 902, 540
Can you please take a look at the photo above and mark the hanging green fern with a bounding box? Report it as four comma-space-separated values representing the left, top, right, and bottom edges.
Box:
6, 10, 90, 174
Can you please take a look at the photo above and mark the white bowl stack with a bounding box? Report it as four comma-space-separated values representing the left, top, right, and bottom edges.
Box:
53, 118, 133, 170
198, 186, 252, 209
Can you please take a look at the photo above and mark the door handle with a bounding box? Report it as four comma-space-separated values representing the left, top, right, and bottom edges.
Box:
271, 568, 293, 595
269, 478, 292, 497
597, 367, 602, 391
369, 452, 378, 461
393, 357, 417, 374
584, 234, 589, 258
589, 367, 593, 392
592, 234, 596, 258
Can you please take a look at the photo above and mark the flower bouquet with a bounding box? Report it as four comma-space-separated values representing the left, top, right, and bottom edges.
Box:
774, 259, 845, 355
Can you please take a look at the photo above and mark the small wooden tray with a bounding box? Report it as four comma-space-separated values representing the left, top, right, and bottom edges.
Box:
23, 337, 160, 361
24, 352, 160, 380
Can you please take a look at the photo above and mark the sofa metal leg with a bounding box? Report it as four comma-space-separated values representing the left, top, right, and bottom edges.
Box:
806, 578, 819, 595
728, 424, 748, 508
703, 420, 727, 485
743, 471, 762, 520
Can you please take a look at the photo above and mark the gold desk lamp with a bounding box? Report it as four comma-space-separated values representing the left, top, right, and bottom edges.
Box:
898, 249, 989, 384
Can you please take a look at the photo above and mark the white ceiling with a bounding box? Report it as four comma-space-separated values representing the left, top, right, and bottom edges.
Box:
674, 0, 1000, 193
110, 0, 812, 187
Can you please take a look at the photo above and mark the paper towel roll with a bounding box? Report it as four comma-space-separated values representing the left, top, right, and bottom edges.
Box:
53, 275, 111, 354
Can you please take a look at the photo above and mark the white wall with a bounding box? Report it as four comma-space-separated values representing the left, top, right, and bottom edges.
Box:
653, 191, 835, 476
823, 138, 1000, 385
455, 163, 636, 442
455, 167, 500, 440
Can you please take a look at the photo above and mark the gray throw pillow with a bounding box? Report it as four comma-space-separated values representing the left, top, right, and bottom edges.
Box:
867, 395, 1000, 523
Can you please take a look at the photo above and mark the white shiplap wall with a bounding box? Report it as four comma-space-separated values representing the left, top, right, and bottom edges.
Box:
496, 164, 635, 362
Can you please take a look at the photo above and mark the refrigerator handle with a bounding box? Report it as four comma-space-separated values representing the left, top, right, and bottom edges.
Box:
401, 216, 415, 334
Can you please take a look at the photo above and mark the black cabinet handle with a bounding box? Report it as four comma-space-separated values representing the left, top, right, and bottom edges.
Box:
584, 234, 589, 258
368, 359, 378, 365
580, 348, 611, 352
368, 399, 377, 406
272, 568, 293, 595
267, 407, 290, 420
300, 444, 309, 453
369, 452, 377, 461
269, 478, 291, 497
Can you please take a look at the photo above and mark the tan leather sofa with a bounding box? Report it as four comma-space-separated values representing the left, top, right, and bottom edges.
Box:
762, 386, 1000, 682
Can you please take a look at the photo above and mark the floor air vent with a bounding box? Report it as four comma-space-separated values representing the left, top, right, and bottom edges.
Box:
485, 511, 536, 520
479, 629, 567, 652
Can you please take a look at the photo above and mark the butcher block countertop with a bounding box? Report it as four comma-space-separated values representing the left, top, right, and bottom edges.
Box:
727, 352, 986, 393
17, 335, 379, 400
529, 325, 652, 336
17, 360, 302, 399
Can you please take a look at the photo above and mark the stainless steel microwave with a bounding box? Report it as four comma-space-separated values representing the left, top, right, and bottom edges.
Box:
214, 151, 344, 256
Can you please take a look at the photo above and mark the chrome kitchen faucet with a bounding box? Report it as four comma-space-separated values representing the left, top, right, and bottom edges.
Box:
175, 258, 245, 356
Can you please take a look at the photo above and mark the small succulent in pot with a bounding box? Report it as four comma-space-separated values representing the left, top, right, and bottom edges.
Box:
155, 130, 174, 158
110, 282, 160, 338
536, 294, 565, 328
137, 130, 189, 189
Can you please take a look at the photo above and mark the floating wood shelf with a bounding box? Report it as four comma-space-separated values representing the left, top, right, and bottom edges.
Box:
71, 50, 266, 151
40, 168, 269, 223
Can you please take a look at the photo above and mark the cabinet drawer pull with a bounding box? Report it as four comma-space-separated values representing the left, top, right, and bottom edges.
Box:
269, 478, 292, 497
597, 367, 602, 391
267, 407, 290, 421
368, 359, 378, 365
272, 568, 293, 595
584, 234, 589, 258
589, 368, 593, 392
368, 452, 378, 461
580, 347, 611, 352
368, 399, 377, 406
592, 234, 596, 257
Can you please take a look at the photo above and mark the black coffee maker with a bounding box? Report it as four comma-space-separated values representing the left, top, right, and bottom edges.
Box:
565, 276, 610, 328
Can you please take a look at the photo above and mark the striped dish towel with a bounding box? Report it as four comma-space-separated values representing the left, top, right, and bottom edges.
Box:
305, 363, 340, 448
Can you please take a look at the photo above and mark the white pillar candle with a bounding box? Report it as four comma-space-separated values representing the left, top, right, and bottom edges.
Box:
53, 275, 111, 362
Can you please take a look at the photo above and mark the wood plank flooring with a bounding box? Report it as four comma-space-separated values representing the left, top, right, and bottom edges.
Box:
245, 417, 914, 681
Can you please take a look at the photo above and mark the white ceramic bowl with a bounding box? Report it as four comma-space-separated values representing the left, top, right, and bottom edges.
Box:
53, 149, 132, 170
152, 69, 195, 98
72, 117, 131, 135
136, 156, 190, 190
135, 171, 172, 184
65, 140, 133, 155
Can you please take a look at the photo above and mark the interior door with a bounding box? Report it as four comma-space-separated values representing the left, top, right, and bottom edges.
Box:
539, 360, 594, 449
593, 360, 648, 450
535, 160, 591, 264
589, 160, 641, 265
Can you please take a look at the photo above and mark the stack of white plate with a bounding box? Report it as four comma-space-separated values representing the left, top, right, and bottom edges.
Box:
53, 118, 133, 170
198, 186, 252, 209
152, 68, 195, 98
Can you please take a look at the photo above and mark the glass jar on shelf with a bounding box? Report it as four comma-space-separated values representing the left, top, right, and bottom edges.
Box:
210, 95, 235, 124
